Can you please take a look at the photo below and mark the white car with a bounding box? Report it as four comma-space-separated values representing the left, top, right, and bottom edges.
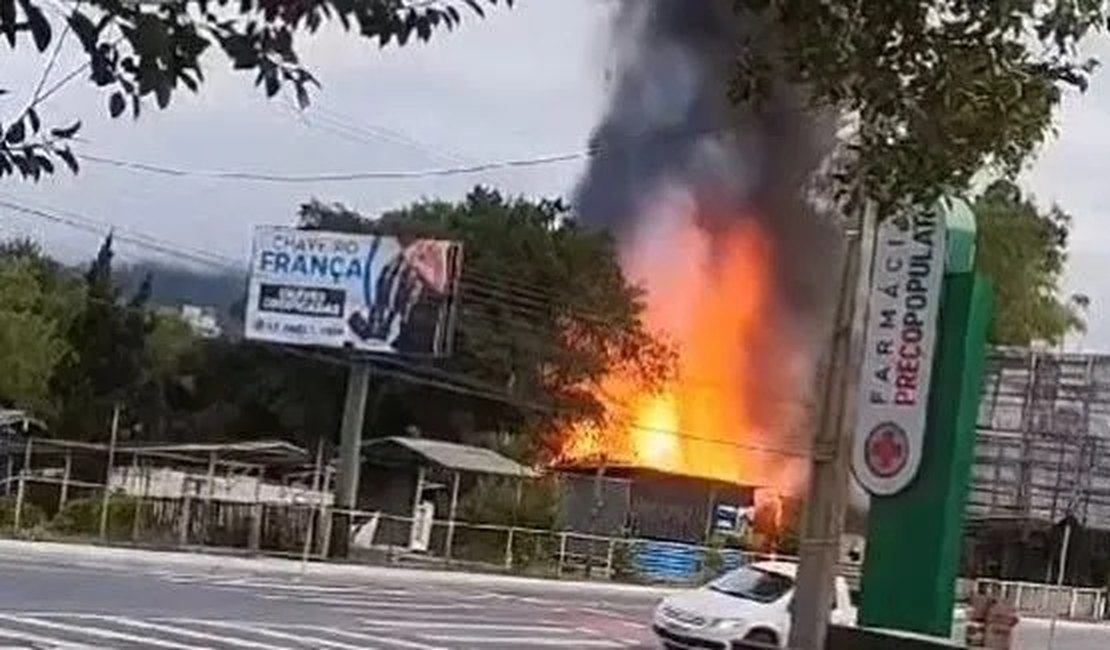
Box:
652, 560, 856, 649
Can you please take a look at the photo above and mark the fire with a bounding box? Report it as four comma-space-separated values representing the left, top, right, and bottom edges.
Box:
559, 199, 806, 493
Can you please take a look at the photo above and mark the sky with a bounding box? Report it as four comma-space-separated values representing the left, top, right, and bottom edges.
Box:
2, 0, 1110, 349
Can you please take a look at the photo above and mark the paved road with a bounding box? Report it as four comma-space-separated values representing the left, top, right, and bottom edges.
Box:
1011, 618, 1110, 650
0, 541, 661, 649
3, 541, 1110, 649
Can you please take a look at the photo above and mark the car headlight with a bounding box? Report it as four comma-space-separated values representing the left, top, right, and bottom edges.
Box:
711, 618, 746, 631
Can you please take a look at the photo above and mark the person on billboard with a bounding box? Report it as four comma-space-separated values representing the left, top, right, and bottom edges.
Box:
346, 238, 456, 353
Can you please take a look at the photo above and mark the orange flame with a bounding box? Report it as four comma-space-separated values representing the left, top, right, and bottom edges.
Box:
559, 204, 806, 494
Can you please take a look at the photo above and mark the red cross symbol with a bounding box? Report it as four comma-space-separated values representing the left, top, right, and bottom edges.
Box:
866, 423, 908, 478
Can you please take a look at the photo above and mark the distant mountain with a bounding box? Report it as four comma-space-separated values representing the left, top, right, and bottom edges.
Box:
114, 261, 247, 327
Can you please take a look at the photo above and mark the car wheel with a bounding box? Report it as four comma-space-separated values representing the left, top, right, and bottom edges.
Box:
742, 629, 780, 648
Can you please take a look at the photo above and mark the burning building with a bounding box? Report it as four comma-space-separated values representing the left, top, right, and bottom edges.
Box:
555, 0, 846, 508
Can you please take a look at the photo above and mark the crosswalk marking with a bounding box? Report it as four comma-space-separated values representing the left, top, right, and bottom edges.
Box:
357, 613, 567, 625
0, 613, 197, 649
266, 624, 448, 650
258, 594, 479, 610
361, 619, 574, 633
416, 633, 626, 647
167, 618, 379, 650
0, 625, 96, 649
45, 614, 296, 650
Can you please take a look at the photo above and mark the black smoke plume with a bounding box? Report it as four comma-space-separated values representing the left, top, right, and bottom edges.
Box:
573, 0, 846, 441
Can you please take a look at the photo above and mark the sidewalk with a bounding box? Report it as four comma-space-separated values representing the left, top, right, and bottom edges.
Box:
0, 538, 679, 598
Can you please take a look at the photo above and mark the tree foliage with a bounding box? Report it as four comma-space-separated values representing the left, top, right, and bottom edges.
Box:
735, 1, 1108, 207
0, 247, 76, 415
0, 0, 512, 180
52, 234, 155, 438
974, 179, 1086, 347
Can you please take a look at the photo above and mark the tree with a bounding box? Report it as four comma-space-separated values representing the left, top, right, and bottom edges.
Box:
0, 248, 75, 416
128, 310, 198, 440
734, 1, 1108, 207
974, 179, 1085, 347
53, 234, 154, 438
299, 187, 674, 454
0, 0, 513, 180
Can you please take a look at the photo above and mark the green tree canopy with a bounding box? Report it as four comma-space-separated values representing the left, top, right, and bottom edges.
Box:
974, 179, 1085, 347
0, 0, 512, 180
0, 243, 78, 416
736, 1, 1108, 207
52, 234, 155, 438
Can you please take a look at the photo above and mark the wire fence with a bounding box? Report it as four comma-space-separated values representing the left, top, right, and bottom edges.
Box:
4, 454, 1105, 621
1, 464, 808, 587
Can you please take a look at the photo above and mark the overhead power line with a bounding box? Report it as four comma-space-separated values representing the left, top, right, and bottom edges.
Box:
75, 120, 739, 186
79, 150, 586, 184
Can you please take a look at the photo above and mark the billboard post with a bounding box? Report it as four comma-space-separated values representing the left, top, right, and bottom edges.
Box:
330, 360, 372, 559
244, 226, 463, 558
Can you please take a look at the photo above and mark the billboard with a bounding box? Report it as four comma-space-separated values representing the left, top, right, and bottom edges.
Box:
851, 206, 946, 496
245, 226, 462, 355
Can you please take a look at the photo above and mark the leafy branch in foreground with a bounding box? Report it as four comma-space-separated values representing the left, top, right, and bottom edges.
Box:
0, 0, 513, 180
734, 1, 1108, 208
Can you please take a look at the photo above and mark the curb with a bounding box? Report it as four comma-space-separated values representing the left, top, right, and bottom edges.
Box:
0, 538, 678, 598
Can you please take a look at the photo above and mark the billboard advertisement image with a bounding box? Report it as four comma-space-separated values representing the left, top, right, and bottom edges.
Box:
245, 226, 463, 355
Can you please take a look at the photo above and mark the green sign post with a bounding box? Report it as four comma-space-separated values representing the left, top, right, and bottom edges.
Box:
857, 197, 994, 636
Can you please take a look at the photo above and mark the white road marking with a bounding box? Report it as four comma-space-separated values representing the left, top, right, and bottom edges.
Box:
209, 579, 368, 594
0, 614, 198, 649
44, 614, 296, 650
258, 594, 478, 610
357, 613, 566, 625
264, 624, 447, 650
416, 633, 626, 647
0, 625, 96, 649
167, 618, 378, 650
360, 619, 574, 633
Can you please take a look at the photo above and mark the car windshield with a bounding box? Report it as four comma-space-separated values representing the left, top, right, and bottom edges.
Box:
708, 566, 794, 604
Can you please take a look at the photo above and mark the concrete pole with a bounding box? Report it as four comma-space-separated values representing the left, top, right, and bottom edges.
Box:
99, 404, 121, 541
318, 464, 334, 557
789, 202, 876, 650
4, 452, 13, 496
330, 360, 372, 559
249, 467, 264, 554
409, 465, 426, 550
58, 450, 72, 511
301, 436, 325, 573
445, 471, 461, 560
13, 437, 32, 530
130, 455, 142, 541
1057, 519, 1073, 586
178, 480, 193, 547
201, 451, 217, 544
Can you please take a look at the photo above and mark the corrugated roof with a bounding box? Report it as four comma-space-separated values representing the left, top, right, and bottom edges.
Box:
363, 436, 539, 478
117, 440, 312, 467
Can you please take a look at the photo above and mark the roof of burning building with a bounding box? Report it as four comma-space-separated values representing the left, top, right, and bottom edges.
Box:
551, 460, 765, 492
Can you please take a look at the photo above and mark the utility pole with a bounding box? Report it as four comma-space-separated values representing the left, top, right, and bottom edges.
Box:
329, 360, 372, 559
789, 202, 876, 650
99, 404, 122, 542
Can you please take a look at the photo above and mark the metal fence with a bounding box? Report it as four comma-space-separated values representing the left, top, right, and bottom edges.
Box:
959, 577, 1108, 620
2, 463, 810, 586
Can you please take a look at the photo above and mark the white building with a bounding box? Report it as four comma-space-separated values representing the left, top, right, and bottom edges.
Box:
178, 304, 223, 339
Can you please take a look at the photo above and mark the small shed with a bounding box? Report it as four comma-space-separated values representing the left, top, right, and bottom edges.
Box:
360, 436, 539, 551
